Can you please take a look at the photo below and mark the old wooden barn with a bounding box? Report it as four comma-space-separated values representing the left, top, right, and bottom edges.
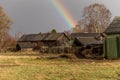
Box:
71, 33, 104, 58
17, 33, 70, 52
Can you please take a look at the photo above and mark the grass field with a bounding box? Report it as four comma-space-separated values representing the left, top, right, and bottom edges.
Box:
0, 52, 120, 80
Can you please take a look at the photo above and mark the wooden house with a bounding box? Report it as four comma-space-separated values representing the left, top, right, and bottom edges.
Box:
17, 33, 70, 51
42, 33, 70, 47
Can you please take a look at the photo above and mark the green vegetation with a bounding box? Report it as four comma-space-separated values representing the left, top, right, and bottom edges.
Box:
0, 53, 120, 80
51, 29, 57, 33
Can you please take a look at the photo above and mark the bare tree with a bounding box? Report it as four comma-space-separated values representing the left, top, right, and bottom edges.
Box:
72, 24, 81, 33
0, 5, 12, 50
78, 3, 111, 33
15, 32, 23, 41
3, 35, 16, 49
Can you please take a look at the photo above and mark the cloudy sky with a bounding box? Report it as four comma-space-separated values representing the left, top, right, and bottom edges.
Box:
0, 0, 119, 36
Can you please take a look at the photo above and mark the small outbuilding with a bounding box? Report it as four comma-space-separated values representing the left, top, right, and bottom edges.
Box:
104, 16, 120, 59
71, 33, 103, 47
71, 33, 103, 58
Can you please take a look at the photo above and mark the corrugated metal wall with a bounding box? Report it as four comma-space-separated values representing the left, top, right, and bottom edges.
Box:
104, 35, 120, 59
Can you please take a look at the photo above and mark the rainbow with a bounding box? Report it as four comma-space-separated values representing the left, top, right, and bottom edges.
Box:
50, 0, 76, 28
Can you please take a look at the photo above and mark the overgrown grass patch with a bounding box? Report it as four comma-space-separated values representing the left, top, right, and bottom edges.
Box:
0, 55, 120, 80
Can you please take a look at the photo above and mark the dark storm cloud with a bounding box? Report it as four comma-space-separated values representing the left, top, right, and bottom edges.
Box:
0, 0, 119, 36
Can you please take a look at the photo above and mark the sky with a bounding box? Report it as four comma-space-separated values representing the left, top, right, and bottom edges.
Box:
0, 0, 120, 36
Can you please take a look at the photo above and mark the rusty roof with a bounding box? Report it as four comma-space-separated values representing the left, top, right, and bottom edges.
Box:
18, 33, 70, 42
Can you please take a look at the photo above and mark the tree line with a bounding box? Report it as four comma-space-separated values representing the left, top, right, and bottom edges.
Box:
73, 3, 111, 33
0, 5, 15, 51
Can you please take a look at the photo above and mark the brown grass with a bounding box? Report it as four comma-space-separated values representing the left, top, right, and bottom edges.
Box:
0, 52, 120, 80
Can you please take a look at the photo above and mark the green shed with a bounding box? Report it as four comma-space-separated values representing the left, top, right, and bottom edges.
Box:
117, 36, 120, 57
104, 16, 120, 59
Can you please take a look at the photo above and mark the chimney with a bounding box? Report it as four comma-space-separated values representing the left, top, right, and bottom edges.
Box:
39, 32, 42, 34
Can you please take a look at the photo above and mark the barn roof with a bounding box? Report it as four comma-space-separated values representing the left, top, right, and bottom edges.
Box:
43, 33, 70, 41
33, 33, 47, 41
105, 16, 120, 34
18, 34, 38, 42
18, 33, 70, 42
71, 33, 99, 39
75, 37, 101, 45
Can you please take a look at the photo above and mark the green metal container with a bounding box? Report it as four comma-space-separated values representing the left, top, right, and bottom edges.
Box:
104, 36, 118, 59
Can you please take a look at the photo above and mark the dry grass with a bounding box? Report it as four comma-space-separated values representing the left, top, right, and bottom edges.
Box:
0, 52, 120, 80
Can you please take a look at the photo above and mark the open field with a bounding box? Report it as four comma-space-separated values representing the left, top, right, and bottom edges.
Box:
0, 52, 120, 80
